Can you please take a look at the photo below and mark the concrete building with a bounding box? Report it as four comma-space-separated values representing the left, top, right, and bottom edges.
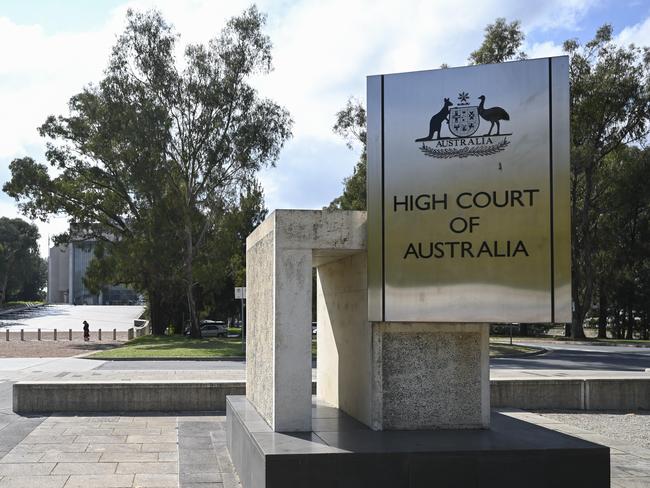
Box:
48, 240, 139, 305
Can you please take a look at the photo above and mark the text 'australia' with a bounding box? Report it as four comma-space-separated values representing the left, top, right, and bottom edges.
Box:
403, 240, 529, 259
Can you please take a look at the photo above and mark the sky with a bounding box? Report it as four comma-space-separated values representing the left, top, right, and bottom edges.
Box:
1, 0, 650, 257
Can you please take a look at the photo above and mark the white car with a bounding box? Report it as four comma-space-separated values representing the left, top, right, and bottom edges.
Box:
200, 320, 228, 338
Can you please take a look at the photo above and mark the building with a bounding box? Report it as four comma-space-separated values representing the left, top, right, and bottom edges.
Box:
48, 240, 139, 305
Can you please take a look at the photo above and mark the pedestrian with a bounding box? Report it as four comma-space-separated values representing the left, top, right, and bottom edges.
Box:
83, 320, 90, 342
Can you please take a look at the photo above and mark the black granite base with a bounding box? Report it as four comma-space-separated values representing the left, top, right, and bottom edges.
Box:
226, 396, 609, 488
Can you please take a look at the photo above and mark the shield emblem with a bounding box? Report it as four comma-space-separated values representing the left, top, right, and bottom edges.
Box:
449, 106, 479, 138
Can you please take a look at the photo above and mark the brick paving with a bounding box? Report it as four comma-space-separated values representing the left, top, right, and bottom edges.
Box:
0, 413, 242, 488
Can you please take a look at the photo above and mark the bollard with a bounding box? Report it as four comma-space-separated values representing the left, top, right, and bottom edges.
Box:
21, 329, 24, 341
128, 328, 134, 340
37, 329, 41, 341
69, 329, 72, 341
98, 329, 102, 341
54, 329, 57, 341
5, 329, 8, 341
113, 329, 117, 341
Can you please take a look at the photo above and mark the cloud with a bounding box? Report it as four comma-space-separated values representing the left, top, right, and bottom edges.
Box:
0, 0, 623, 257
617, 16, 650, 47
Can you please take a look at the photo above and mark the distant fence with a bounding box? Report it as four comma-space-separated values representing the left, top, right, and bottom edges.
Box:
3, 328, 121, 341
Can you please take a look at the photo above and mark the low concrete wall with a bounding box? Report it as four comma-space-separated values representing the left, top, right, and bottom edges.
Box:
14, 381, 245, 414
491, 377, 650, 410
14, 378, 650, 415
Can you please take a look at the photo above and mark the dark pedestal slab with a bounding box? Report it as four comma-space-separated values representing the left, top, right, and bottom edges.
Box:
226, 396, 609, 488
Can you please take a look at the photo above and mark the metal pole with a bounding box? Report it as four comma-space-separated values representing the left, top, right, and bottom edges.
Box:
509, 324, 513, 345
241, 298, 245, 353
69, 329, 72, 341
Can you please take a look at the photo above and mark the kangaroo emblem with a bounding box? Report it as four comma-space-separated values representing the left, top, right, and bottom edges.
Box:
415, 98, 453, 142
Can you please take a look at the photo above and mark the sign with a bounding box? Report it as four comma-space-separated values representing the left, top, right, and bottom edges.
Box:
234, 287, 246, 300
367, 57, 571, 323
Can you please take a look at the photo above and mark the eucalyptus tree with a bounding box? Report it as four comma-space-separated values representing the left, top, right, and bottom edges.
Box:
0, 218, 41, 305
4, 7, 292, 335
565, 26, 650, 338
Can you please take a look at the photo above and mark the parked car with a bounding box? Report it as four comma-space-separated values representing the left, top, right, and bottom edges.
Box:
200, 320, 228, 338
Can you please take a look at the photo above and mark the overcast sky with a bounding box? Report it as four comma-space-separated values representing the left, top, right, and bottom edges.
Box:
1, 0, 650, 256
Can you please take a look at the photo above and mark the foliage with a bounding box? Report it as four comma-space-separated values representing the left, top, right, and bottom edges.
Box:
328, 98, 367, 210
468, 18, 526, 65
0, 218, 45, 304
565, 25, 650, 338
4, 7, 291, 335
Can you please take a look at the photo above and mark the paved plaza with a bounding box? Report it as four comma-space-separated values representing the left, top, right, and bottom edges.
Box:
0, 305, 144, 332
0, 357, 648, 486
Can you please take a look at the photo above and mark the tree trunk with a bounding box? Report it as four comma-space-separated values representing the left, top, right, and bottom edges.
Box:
520, 324, 528, 337
571, 302, 587, 339
597, 283, 607, 339
626, 305, 634, 340
185, 226, 201, 339
149, 289, 168, 336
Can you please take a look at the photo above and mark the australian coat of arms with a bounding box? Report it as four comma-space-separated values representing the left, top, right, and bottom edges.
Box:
414, 91, 511, 159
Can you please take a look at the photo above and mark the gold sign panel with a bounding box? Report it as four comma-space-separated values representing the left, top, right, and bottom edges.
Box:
367, 57, 571, 323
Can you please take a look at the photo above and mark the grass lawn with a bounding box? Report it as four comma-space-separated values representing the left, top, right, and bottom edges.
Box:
90, 335, 244, 359
489, 343, 543, 357
91, 335, 539, 360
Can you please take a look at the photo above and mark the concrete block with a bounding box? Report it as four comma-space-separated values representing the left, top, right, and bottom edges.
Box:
13, 381, 246, 414
246, 210, 365, 432
585, 379, 650, 410
491, 379, 584, 410
372, 323, 490, 430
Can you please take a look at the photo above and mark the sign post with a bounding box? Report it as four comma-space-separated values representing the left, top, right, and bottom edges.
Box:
235, 286, 246, 351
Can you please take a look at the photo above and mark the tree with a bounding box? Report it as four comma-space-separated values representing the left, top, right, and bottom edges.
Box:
565, 25, 650, 338
4, 7, 292, 336
328, 98, 367, 210
0, 218, 42, 305
468, 18, 526, 65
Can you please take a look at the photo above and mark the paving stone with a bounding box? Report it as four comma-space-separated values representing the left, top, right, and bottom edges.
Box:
0, 463, 56, 476
99, 452, 158, 463
158, 452, 178, 462
0, 475, 68, 487
21, 435, 77, 445
0, 451, 44, 463
182, 472, 223, 483
40, 452, 101, 463
179, 449, 216, 465
52, 462, 117, 475
73, 435, 126, 444
111, 427, 162, 435
612, 479, 650, 488
182, 484, 223, 488
86, 443, 142, 453
12, 443, 89, 453
126, 434, 176, 444
133, 473, 178, 487
116, 461, 178, 474
141, 443, 178, 452
63, 474, 134, 487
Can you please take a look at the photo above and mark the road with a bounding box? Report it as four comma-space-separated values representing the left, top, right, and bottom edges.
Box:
0, 304, 144, 332
492, 341, 650, 371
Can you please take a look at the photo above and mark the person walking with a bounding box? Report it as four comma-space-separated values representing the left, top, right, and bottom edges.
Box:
83, 320, 90, 342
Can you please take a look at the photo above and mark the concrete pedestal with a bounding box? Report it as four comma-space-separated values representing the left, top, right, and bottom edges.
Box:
227, 396, 610, 488
317, 251, 489, 430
